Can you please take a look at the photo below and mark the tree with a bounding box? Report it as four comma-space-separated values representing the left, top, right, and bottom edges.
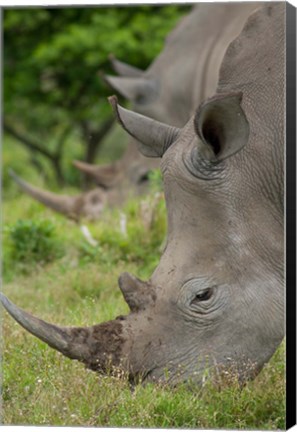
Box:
4, 6, 189, 186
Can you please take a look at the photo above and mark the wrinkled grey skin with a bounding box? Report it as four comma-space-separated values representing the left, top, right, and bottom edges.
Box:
1, 3, 284, 386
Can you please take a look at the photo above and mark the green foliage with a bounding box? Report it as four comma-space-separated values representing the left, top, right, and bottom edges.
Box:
5, 218, 64, 268
4, 5, 190, 184
69, 201, 163, 286
77, 194, 166, 278
2, 135, 56, 199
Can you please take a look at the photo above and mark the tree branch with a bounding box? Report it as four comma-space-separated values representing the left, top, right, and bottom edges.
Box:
81, 116, 115, 164
3, 121, 54, 160
55, 124, 73, 158
4, 120, 66, 185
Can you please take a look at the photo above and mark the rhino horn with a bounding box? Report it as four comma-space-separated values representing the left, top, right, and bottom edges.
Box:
109, 54, 144, 78
108, 95, 180, 158
73, 160, 119, 189
0, 293, 127, 373
118, 272, 156, 312
73, 160, 99, 177
194, 92, 250, 162
9, 169, 77, 220
104, 75, 158, 104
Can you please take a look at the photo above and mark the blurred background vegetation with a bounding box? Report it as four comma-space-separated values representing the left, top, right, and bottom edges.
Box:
3, 5, 190, 195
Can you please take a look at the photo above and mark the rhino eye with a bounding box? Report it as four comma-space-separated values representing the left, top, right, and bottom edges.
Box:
192, 288, 214, 304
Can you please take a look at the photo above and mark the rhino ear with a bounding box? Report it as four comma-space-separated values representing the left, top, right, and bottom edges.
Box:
104, 76, 158, 105
109, 95, 180, 158
109, 54, 144, 78
194, 92, 249, 162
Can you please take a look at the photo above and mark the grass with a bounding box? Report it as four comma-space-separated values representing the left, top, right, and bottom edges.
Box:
1, 174, 286, 429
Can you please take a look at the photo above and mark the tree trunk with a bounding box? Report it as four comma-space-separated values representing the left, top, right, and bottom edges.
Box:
80, 117, 114, 188
51, 156, 64, 186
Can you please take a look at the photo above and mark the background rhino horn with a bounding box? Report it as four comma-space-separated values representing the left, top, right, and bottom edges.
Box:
0, 293, 127, 372
9, 169, 77, 219
73, 160, 119, 189
108, 95, 180, 158
104, 75, 157, 104
118, 272, 156, 312
194, 92, 250, 162
109, 54, 144, 78
73, 160, 99, 176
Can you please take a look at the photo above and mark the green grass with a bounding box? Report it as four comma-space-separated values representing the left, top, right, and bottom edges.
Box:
2, 187, 286, 429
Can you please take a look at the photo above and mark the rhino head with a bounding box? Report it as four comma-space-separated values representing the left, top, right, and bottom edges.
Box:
72, 159, 122, 189
2, 3, 284, 386
73, 148, 158, 196
105, 88, 284, 384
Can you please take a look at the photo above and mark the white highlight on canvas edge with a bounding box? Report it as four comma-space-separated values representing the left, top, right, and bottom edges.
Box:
0, 0, 288, 6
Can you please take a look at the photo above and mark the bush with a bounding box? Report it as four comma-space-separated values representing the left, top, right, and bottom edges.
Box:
6, 219, 64, 265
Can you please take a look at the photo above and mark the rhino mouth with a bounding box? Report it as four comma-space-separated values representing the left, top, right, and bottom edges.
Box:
128, 368, 156, 386
134, 364, 205, 388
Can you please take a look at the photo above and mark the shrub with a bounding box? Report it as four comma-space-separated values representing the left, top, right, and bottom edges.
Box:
6, 219, 64, 265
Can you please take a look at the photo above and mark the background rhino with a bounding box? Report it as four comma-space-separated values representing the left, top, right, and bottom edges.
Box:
105, 2, 262, 125
72, 2, 250, 201
18, 2, 260, 221
1, 3, 284, 386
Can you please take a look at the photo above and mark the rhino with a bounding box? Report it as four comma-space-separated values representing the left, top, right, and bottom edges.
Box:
1, 3, 284, 386
105, 2, 262, 125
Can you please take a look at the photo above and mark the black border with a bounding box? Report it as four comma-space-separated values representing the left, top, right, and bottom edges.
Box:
286, 1, 296, 430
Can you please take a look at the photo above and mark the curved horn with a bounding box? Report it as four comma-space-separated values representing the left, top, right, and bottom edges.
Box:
118, 272, 156, 312
109, 54, 144, 78
108, 96, 180, 158
0, 293, 127, 373
73, 160, 119, 189
104, 76, 158, 104
9, 169, 77, 220
73, 160, 99, 177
